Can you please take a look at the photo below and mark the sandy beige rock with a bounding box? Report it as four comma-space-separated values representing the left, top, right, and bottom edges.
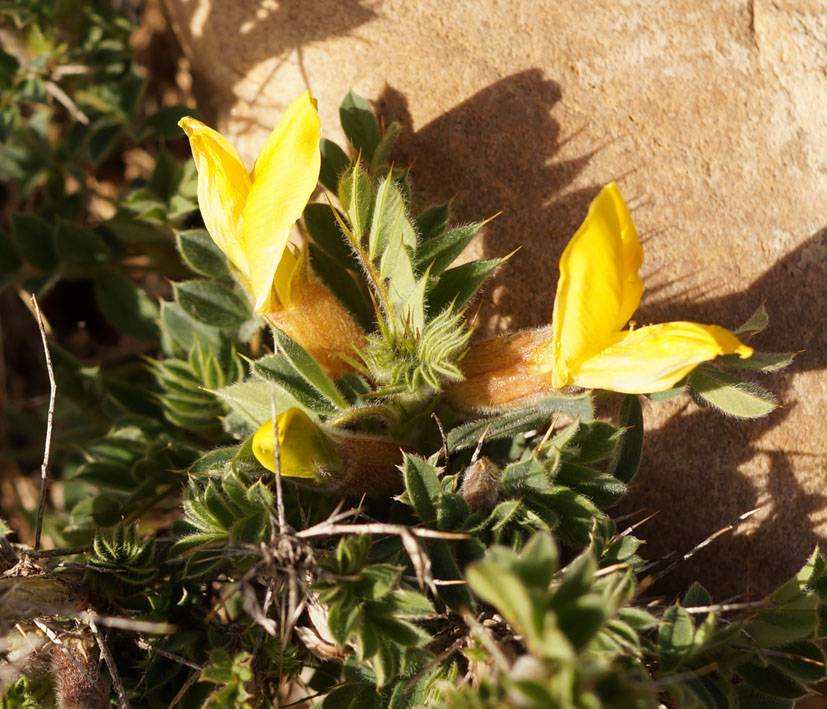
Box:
165, 0, 827, 598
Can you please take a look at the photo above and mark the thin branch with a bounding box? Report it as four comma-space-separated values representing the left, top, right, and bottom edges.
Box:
295, 522, 469, 541
89, 616, 131, 709
31, 294, 56, 551
270, 382, 287, 532
44, 79, 90, 124
79, 611, 174, 634
19, 544, 92, 558
431, 413, 449, 465
168, 668, 201, 707
135, 638, 202, 670
652, 507, 762, 583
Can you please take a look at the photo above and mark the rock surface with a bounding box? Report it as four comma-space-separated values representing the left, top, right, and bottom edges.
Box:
165, 0, 827, 598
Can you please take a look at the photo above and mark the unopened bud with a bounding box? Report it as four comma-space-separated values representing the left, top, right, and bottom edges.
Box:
265, 249, 366, 378
252, 408, 404, 496
460, 457, 502, 513
445, 327, 555, 412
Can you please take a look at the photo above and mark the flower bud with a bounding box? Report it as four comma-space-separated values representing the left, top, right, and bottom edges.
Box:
460, 457, 502, 513
444, 327, 555, 412
264, 248, 366, 378
252, 408, 404, 496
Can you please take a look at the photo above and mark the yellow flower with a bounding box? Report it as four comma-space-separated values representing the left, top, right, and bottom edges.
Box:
252, 408, 337, 480
251, 408, 405, 495
446, 182, 754, 410
178, 91, 321, 314
545, 182, 752, 394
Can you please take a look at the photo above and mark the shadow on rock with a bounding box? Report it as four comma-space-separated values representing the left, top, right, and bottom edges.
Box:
620, 227, 827, 600
178, 0, 376, 123
375, 68, 595, 332
378, 71, 827, 599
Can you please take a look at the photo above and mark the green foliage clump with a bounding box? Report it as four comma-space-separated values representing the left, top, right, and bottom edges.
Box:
0, 13, 813, 708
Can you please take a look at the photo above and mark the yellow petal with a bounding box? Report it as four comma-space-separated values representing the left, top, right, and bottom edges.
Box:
242, 91, 321, 312
252, 408, 337, 479
569, 321, 753, 394
550, 183, 643, 388
271, 243, 300, 310
178, 117, 251, 278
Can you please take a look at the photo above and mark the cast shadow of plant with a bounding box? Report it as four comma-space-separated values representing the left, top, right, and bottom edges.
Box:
622, 227, 827, 599
375, 68, 596, 333
377, 70, 827, 600
174, 0, 376, 123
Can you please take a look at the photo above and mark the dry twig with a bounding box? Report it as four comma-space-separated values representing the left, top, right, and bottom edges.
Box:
31, 294, 56, 551
89, 615, 131, 709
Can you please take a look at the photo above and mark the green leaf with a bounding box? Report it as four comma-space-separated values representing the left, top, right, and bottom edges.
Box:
10, 213, 56, 270
72, 460, 135, 491
0, 48, 20, 85
735, 304, 769, 337
773, 548, 825, 602
103, 213, 173, 243
272, 327, 348, 410
354, 565, 402, 601
719, 351, 797, 372
252, 354, 337, 415
501, 456, 549, 495
148, 149, 183, 201
427, 258, 503, 314
93, 270, 159, 341
159, 301, 224, 352
340, 90, 381, 163
688, 364, 778, 419
403, 454, 442, 524
213, 382, 279, 429
328, 603, 362, 647
415, 202, 451, 242
88, 120, 123, 164
0, 229, 22, 273
647, 381, 686, 401
319, 138, 350, 192
512, 532, 558, 589
607, 395, 643, 484
189, 446, 239, 474
555, 464, 626, 509
338, 162, 373, 239
446, 394, 593, 452
414, 222, 484, 276
53, 220, 110, 266
563, 421, 622, 464
174, 280, 252, 328
466, 562, 540, 649
370, 177, 416, 262
142, 104, 196, 140
176, 229, 232, 279
304, 203, 360, 272
377, 590, 434, 620
658, 604, 695, 672
746, 594, 819, 647
542, 487, 601, 548
371, 121, 401, 170
617, 607, 659, 630
557, 595, 606, 651
769, 640, 826, 682
736, 662, 807, 699
734, 685, 793, 709
683, 582, 713, 623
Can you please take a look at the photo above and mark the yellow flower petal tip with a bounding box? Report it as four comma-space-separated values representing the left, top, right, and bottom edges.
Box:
252, 409, 337, 480
549, 183, 752, 394
179, 92, 321, 314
